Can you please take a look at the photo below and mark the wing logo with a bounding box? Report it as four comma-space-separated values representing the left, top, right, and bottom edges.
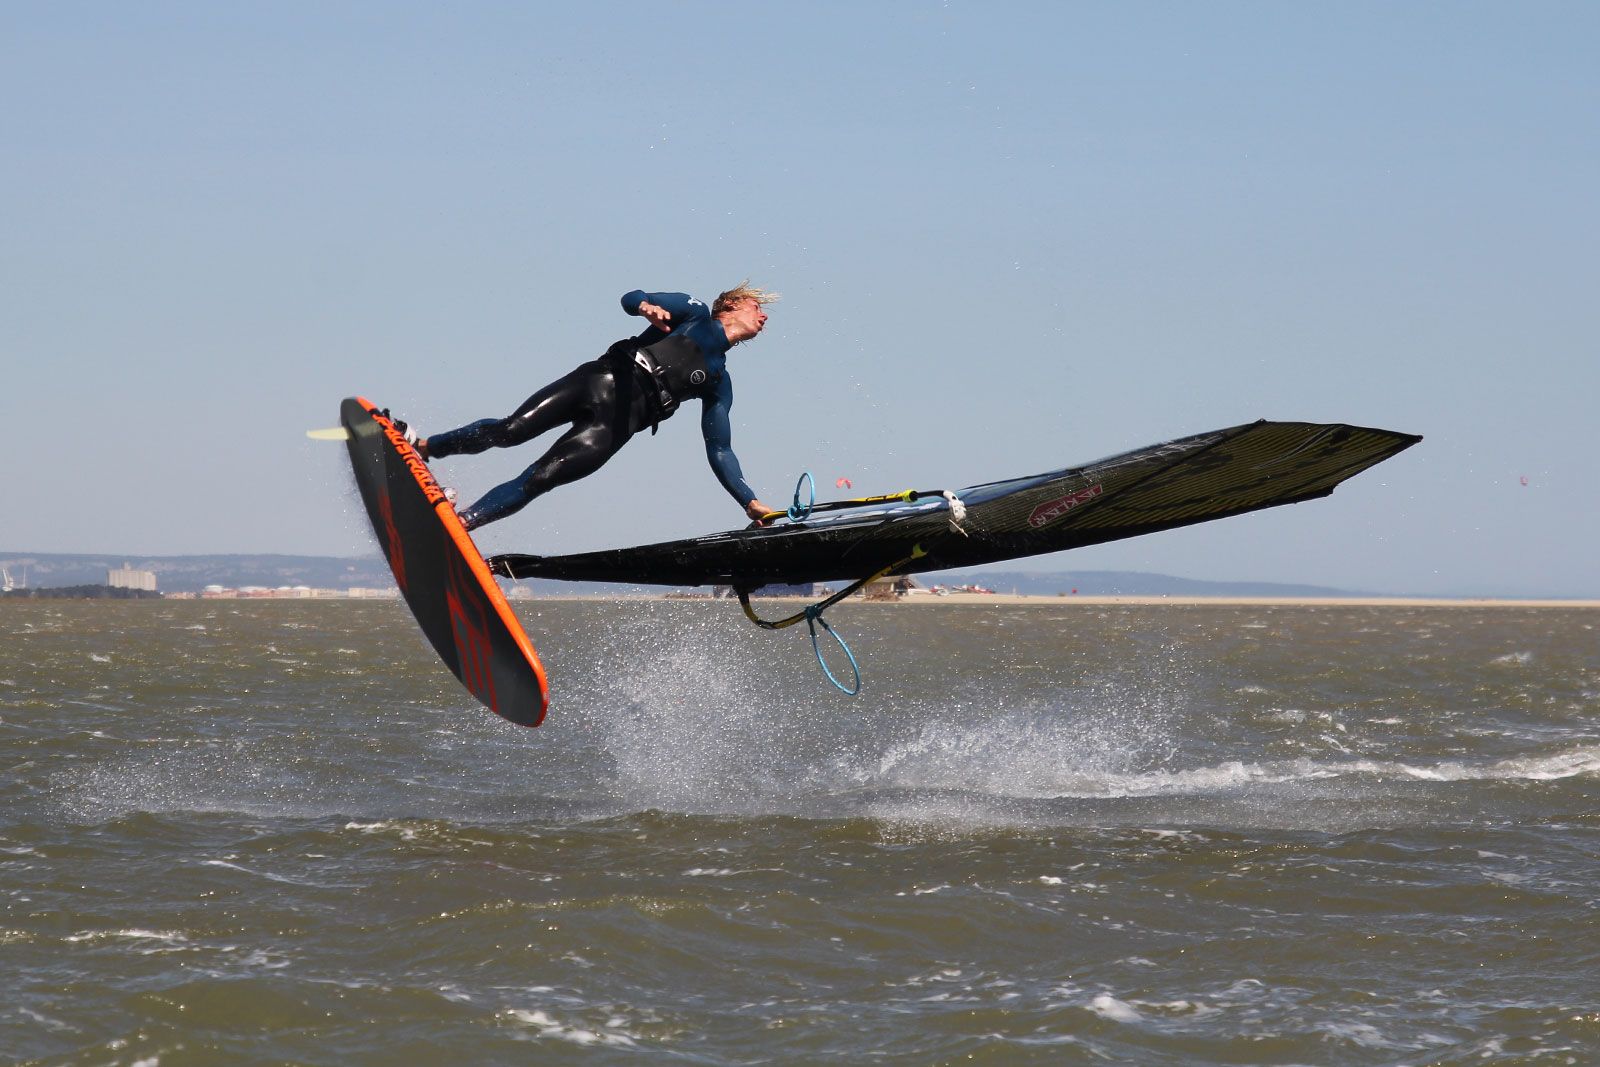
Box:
445, 553, 498, 711
1027, 483, 1103, 528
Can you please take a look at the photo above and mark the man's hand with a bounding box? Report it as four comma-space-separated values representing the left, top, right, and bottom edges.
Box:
637, 301, 673, 331
745, 499, 775, 525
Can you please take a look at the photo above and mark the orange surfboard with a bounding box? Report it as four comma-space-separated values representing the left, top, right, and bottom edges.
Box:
340, 397, 549, 726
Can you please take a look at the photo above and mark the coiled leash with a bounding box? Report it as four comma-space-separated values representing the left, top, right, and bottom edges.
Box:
736, 545, 928, 696
736, 471, 966, 694
787, 470, 816, 521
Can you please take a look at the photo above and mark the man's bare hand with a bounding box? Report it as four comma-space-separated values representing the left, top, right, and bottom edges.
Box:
746, 499, 775, 525
638, 301, 673, 331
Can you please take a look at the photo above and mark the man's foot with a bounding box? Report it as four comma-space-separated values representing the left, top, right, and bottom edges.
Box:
388, 416, 429, 459
439, 485, 468, 522
441, 489, 481, 533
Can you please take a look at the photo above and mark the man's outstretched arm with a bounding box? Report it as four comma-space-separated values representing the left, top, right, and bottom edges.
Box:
701, 375, 770, 522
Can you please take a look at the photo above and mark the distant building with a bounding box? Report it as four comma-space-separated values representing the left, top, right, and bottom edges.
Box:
108, 563, 157, 592
863, 576, 921, 600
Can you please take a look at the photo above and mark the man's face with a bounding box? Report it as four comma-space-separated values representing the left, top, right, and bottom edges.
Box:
724, 298, 768, 340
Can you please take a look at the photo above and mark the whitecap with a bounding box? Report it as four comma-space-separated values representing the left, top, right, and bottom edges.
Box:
66, 928, 188, 946
1319, 1020, 1402, 1049
502, 1008, 639, 1047
1399, 745, 1600, 782
1088, 993, 1142, 1022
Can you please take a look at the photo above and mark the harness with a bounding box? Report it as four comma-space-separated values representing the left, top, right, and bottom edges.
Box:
607, 334, 721, 434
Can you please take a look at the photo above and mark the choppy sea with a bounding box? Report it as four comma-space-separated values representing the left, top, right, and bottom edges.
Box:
3, 598, 1597, 1065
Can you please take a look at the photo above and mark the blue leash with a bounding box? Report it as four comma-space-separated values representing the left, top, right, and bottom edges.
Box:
787, 470, 816, 521
804, 603, 861, 696
789, 471, 858, 693
738, 479, 929, 695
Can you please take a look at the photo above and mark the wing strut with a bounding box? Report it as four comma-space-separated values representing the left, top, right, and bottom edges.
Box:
758, 470, 969, 534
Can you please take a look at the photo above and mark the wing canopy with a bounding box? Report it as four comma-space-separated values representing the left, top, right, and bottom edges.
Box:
491, 420, 1420, 589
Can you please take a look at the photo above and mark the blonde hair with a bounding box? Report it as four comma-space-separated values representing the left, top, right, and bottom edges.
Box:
712, 283, 780, 316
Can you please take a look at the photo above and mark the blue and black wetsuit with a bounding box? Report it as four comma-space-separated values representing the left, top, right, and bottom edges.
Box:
425, 291, 759, 531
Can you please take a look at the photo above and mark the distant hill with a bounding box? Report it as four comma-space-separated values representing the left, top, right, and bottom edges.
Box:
0, 551, 663, 597
4, 550, 1369, 598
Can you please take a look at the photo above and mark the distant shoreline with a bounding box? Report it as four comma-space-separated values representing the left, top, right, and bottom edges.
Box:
878, 593, 1600, 608
6, 591, 1597, 608
9, 553, 1591, 602
706, 593, 1600, 609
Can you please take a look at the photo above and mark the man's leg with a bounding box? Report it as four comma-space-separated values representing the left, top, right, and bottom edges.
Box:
456, 420, 630, 531
453, 365, 639, 531
426, 363, 598, 460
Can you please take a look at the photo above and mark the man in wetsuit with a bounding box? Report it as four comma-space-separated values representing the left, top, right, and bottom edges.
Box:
401, 285, 775, 531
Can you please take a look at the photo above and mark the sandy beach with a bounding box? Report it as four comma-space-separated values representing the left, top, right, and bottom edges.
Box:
887, 593, 1600, 608
642, 591, 1600, 609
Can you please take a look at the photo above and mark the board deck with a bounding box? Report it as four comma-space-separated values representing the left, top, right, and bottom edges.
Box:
340, 397, 548, 726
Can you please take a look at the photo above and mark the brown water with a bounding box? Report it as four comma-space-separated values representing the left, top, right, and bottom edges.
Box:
4, 599, 1598, 1064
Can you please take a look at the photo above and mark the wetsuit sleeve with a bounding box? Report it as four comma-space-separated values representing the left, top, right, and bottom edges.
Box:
700, 373, 756, 507
621, 291, 709, 324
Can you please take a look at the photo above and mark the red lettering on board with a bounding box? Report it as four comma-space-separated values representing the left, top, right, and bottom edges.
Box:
374, 412, 448, 506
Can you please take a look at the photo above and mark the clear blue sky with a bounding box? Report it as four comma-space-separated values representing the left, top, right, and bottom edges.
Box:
4, 2, 1596, 596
